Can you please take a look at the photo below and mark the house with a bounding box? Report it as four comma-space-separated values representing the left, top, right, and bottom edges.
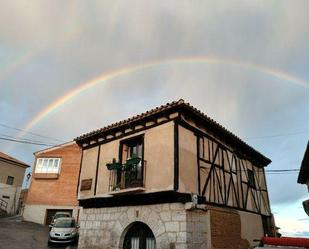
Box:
23, 141, 82, 225
0, 151, 29, 215
75, 99, 274, 249
297, 141, 309, 215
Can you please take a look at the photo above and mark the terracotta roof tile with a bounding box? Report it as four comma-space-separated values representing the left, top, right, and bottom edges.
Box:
75, 99, 185, 141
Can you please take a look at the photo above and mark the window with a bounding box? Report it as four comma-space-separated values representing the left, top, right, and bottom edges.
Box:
6, 176, 14, 185
247, 169, 255, 188
35, 158, 61, 174
119, 136, 144, 188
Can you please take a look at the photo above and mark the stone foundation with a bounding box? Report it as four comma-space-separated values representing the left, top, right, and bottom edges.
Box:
78, 203, 209, 249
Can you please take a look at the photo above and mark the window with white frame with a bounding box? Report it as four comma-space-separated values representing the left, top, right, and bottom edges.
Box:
35, 158, 61, 173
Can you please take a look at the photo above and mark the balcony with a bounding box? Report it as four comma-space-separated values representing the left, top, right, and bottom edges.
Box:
106, 157, 146, 195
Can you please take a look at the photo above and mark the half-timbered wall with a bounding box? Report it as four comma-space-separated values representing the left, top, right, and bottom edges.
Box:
178, 122, 270, 216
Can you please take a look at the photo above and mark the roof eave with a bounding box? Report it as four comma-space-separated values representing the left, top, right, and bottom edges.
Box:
0, 157, 30, 168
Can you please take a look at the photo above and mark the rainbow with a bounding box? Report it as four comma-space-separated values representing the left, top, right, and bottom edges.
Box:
22, 56, 309, 136
0, 50, 38, 83
0, 25, 84, 85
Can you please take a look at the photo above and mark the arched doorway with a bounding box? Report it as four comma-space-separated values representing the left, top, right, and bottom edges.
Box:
123, 222, 156, 249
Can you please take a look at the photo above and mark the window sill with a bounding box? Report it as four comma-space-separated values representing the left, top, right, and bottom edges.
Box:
33, 173, 59, 179
108, 187, 145, 196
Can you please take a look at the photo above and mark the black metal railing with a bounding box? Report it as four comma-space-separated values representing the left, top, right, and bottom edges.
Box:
108, 160, 146, 192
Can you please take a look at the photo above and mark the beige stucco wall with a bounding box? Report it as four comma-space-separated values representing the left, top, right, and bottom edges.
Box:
96, 141, 119, 194
78, 147, 99, 199
143, 122, 174, 191
81, 122, 175, 198
239, 210, 264, 246
178, 126, 198, 193
0, 159, 27, 187
23, 204, 80, 225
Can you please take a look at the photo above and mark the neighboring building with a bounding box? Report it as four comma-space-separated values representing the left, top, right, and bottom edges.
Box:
297, 141, 309, 215
75, 99, 273, 249
0, 151, 29, 214
23, 141, 82, 225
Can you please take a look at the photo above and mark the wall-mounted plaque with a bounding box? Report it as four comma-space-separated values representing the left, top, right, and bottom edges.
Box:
80, 178, 92, 191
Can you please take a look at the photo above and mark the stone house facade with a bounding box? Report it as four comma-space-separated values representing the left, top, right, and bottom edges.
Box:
23, 141, 82, 224
75, 99, 274, 249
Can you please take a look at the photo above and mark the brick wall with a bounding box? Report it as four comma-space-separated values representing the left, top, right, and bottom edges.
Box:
210, 208, 249, 249
26, 143, 81, 206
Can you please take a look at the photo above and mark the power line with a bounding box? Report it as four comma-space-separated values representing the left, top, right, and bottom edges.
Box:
264, 169, 299, 175
245, 131, 309, 140
266, 173, 298, 175
0, 133, 57, 144
265, 169, 299, 172
0, 123, 66, 143
0, 137, 56, 146
0, 135, 301, 173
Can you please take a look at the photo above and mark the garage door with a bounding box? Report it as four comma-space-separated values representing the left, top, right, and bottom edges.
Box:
45, 209, 73, 225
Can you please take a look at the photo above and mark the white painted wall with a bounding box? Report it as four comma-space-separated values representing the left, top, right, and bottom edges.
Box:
23, 204, 80, 225
0, 182, 21, 214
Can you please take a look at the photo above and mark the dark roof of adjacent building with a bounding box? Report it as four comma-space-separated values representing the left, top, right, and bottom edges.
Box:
297, 141, 309, 184
75, 99, 271, 166
0, 151, 29, 168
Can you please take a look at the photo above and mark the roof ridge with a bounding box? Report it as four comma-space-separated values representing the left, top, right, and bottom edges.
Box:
76, 99, 185, 140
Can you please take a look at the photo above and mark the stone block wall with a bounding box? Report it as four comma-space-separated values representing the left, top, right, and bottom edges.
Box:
78, 203, 209, 249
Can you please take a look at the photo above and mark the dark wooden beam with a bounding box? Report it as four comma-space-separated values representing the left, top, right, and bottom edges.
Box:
76, 150, 84, 196
174, 120, 179, 191
94, 145, 101, 196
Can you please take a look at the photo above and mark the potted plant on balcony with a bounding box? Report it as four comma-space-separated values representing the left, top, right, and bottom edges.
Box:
124, 154, 141, 171
106, 158, 122, 170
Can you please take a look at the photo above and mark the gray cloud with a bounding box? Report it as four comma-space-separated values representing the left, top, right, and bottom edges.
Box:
0, 0, 309, 212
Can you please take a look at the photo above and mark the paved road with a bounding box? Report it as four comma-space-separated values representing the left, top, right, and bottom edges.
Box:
0, 216, 78, 249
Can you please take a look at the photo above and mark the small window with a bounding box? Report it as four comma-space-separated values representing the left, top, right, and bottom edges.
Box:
6, 176, 14, 185
248, 170, 255, 188
35, 158, 61, 174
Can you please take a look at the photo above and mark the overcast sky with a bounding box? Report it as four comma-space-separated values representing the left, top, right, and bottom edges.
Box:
0, 0, 309, 236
